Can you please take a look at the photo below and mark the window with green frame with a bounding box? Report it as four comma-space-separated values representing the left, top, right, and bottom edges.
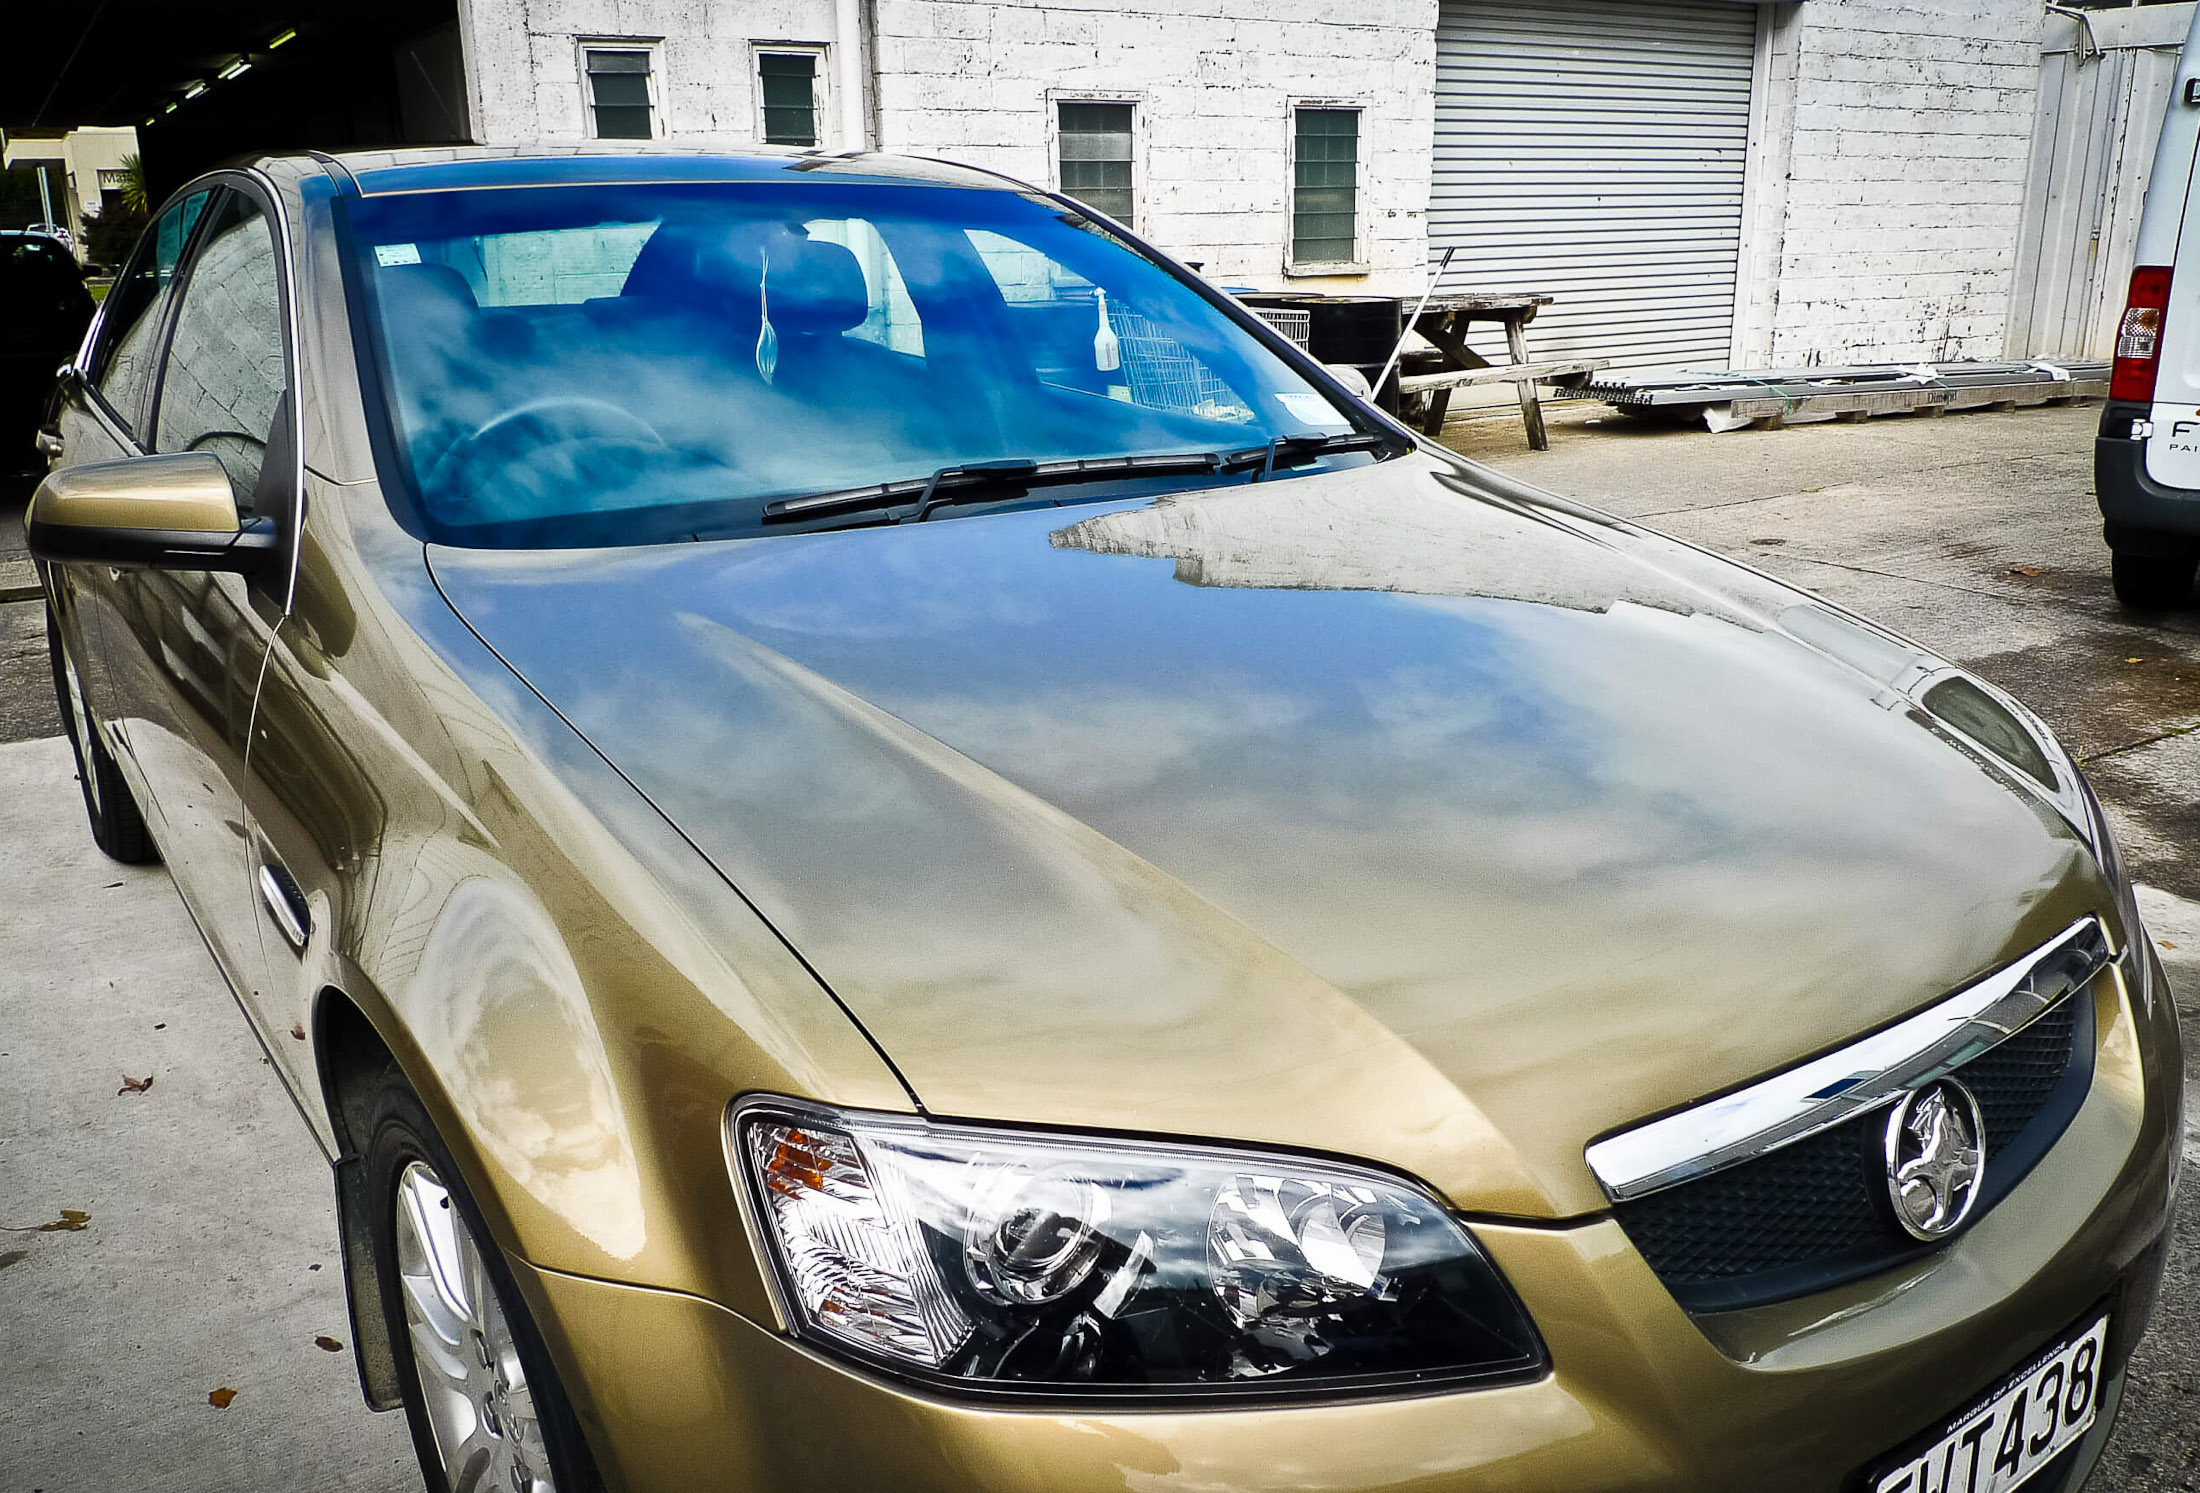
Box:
585, 49, 654, 140
1292, 108, 1359, 265
759, 51, 820, 146
1058, 102, 1135, 228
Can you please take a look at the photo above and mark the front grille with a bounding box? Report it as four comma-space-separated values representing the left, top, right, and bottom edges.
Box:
1966, 999, 2080, 1152
1614, 992, 2089, 1312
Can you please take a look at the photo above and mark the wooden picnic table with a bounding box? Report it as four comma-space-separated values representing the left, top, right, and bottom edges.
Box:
1393, 292, 1606, 450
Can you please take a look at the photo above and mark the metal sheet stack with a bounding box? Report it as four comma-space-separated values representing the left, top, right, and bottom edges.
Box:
1568, 361, 2111, 431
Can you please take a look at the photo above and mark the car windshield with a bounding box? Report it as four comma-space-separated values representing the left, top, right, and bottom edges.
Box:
341, 177, 1386, 547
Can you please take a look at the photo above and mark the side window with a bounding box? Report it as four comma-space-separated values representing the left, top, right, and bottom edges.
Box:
152, 193, 288, 506
401, 222, 657, 305
87, 188, 212, 434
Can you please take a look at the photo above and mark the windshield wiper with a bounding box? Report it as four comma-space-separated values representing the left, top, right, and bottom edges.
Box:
759, 450, 1229, 526
1221, 430, 1391, 480
757, 431, 1397, 529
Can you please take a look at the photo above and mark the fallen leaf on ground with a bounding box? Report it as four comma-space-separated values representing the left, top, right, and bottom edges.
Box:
314, 1335, 344, 1353
2126, 657, 2144, 664
3, 1209, 94, 1233
118, 1075, 153, 1095
1750, 538, 1787, 547
289, 1024, 306, 1041
208, 1388, 236, 1409
2009, 565, 2045, 577
2162, 940, 2178, 950
102, 881, 122, 889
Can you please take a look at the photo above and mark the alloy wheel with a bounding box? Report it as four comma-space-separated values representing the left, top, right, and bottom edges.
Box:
394, 1161, 558, 1493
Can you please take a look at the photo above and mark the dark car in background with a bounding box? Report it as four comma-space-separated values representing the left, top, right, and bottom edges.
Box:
0, 227, 95, 473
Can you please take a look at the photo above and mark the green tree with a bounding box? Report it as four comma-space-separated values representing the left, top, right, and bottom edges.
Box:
116, 153, 149, 215
81, 202, 147, 270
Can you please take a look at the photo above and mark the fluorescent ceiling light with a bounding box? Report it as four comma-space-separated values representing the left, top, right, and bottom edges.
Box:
268, 28, 296, 47
183, 81, 207, 99
219, 58, 251, 80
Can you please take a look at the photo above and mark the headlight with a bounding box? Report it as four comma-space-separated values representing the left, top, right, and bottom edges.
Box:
729, 1099, 1545, 1399
1913, 670, 2146, 976
2077, 773, 2150, 995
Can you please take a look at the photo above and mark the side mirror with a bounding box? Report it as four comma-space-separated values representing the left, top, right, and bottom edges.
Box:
26, 453, 280, 574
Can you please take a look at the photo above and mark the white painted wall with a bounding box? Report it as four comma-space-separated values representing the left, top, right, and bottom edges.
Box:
461, 0, 1435, 295
458, 0, 2064, 362
1738, 0, 2047, 367
867, 0, 1437, 294
462, 0, 849, 146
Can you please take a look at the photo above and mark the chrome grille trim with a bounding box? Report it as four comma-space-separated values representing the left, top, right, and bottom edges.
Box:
1584, 917, 2112, 1204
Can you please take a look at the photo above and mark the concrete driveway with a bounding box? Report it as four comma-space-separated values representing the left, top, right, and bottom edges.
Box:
1, 401, 2195, 1492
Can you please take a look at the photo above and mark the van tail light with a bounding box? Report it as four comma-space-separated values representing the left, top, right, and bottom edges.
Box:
2111, 265, 2173, 403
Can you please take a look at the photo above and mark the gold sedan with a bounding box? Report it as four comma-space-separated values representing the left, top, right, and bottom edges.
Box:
28, 147, 2181, 1493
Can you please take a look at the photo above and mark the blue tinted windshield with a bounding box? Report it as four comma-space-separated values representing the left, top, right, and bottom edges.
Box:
341, 179, 1381, 547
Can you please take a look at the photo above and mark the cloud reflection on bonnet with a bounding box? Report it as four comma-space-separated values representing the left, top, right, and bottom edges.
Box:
426, 451, 2083, 1213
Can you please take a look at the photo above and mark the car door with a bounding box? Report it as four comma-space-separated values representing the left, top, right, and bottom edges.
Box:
99, 182, 294, 1001
47, 188, 214, 739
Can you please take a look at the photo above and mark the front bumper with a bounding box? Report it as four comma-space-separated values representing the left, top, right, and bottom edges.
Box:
513, 959, 2180, 1493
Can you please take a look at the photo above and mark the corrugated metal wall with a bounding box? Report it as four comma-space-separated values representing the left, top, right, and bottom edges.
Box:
1430, 0, 1757, 373
2007, 5, 2194, 360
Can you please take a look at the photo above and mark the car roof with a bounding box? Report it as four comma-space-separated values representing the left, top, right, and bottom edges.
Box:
256, 143, 1025, 199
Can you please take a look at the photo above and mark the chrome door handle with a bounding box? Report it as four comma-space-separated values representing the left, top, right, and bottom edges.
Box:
257, 862, 311, 952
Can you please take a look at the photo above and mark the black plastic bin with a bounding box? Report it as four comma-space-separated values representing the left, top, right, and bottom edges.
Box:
1237, 294, 1403, 409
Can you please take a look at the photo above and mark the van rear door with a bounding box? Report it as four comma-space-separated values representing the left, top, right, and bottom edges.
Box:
2142, 11, 2200, 487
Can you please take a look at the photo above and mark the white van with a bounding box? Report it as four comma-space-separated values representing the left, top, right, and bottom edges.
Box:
2101, 10, 2200, 607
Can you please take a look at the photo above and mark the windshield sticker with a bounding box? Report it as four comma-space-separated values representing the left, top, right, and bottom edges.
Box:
374, 243, 423, 267
1276, 392, 1351, 430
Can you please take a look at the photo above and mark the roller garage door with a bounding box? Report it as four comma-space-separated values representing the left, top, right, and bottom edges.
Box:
1432, 0, 1759, 374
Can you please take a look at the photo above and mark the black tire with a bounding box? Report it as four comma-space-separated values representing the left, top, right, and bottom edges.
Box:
45, 605, 157, 864
2111, 549, 2198, 610
360, 1067, 604, 1493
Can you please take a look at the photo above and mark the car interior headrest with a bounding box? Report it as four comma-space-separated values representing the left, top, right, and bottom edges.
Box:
377, 262, 480, 321
770, 238, 869, 336
620, 222, 720, 302
621, 222, 869, 336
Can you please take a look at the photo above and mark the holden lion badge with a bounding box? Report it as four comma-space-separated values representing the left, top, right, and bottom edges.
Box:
1883, 1078, 1985, 1241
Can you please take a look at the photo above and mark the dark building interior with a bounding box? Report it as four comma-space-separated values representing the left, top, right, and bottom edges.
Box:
7, 1, 468, 200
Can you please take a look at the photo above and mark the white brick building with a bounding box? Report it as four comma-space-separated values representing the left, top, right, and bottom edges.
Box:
450, 0, 2055, 374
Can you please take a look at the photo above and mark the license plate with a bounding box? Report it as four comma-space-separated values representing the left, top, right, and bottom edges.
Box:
1871, 1314, 2109, 1493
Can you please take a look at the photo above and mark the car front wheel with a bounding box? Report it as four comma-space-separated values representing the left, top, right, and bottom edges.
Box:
362, 1069, 603, 1493
45, 604, 156, 864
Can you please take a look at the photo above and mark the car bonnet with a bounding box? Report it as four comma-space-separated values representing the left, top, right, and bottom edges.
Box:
425, 452, 2103, 1219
